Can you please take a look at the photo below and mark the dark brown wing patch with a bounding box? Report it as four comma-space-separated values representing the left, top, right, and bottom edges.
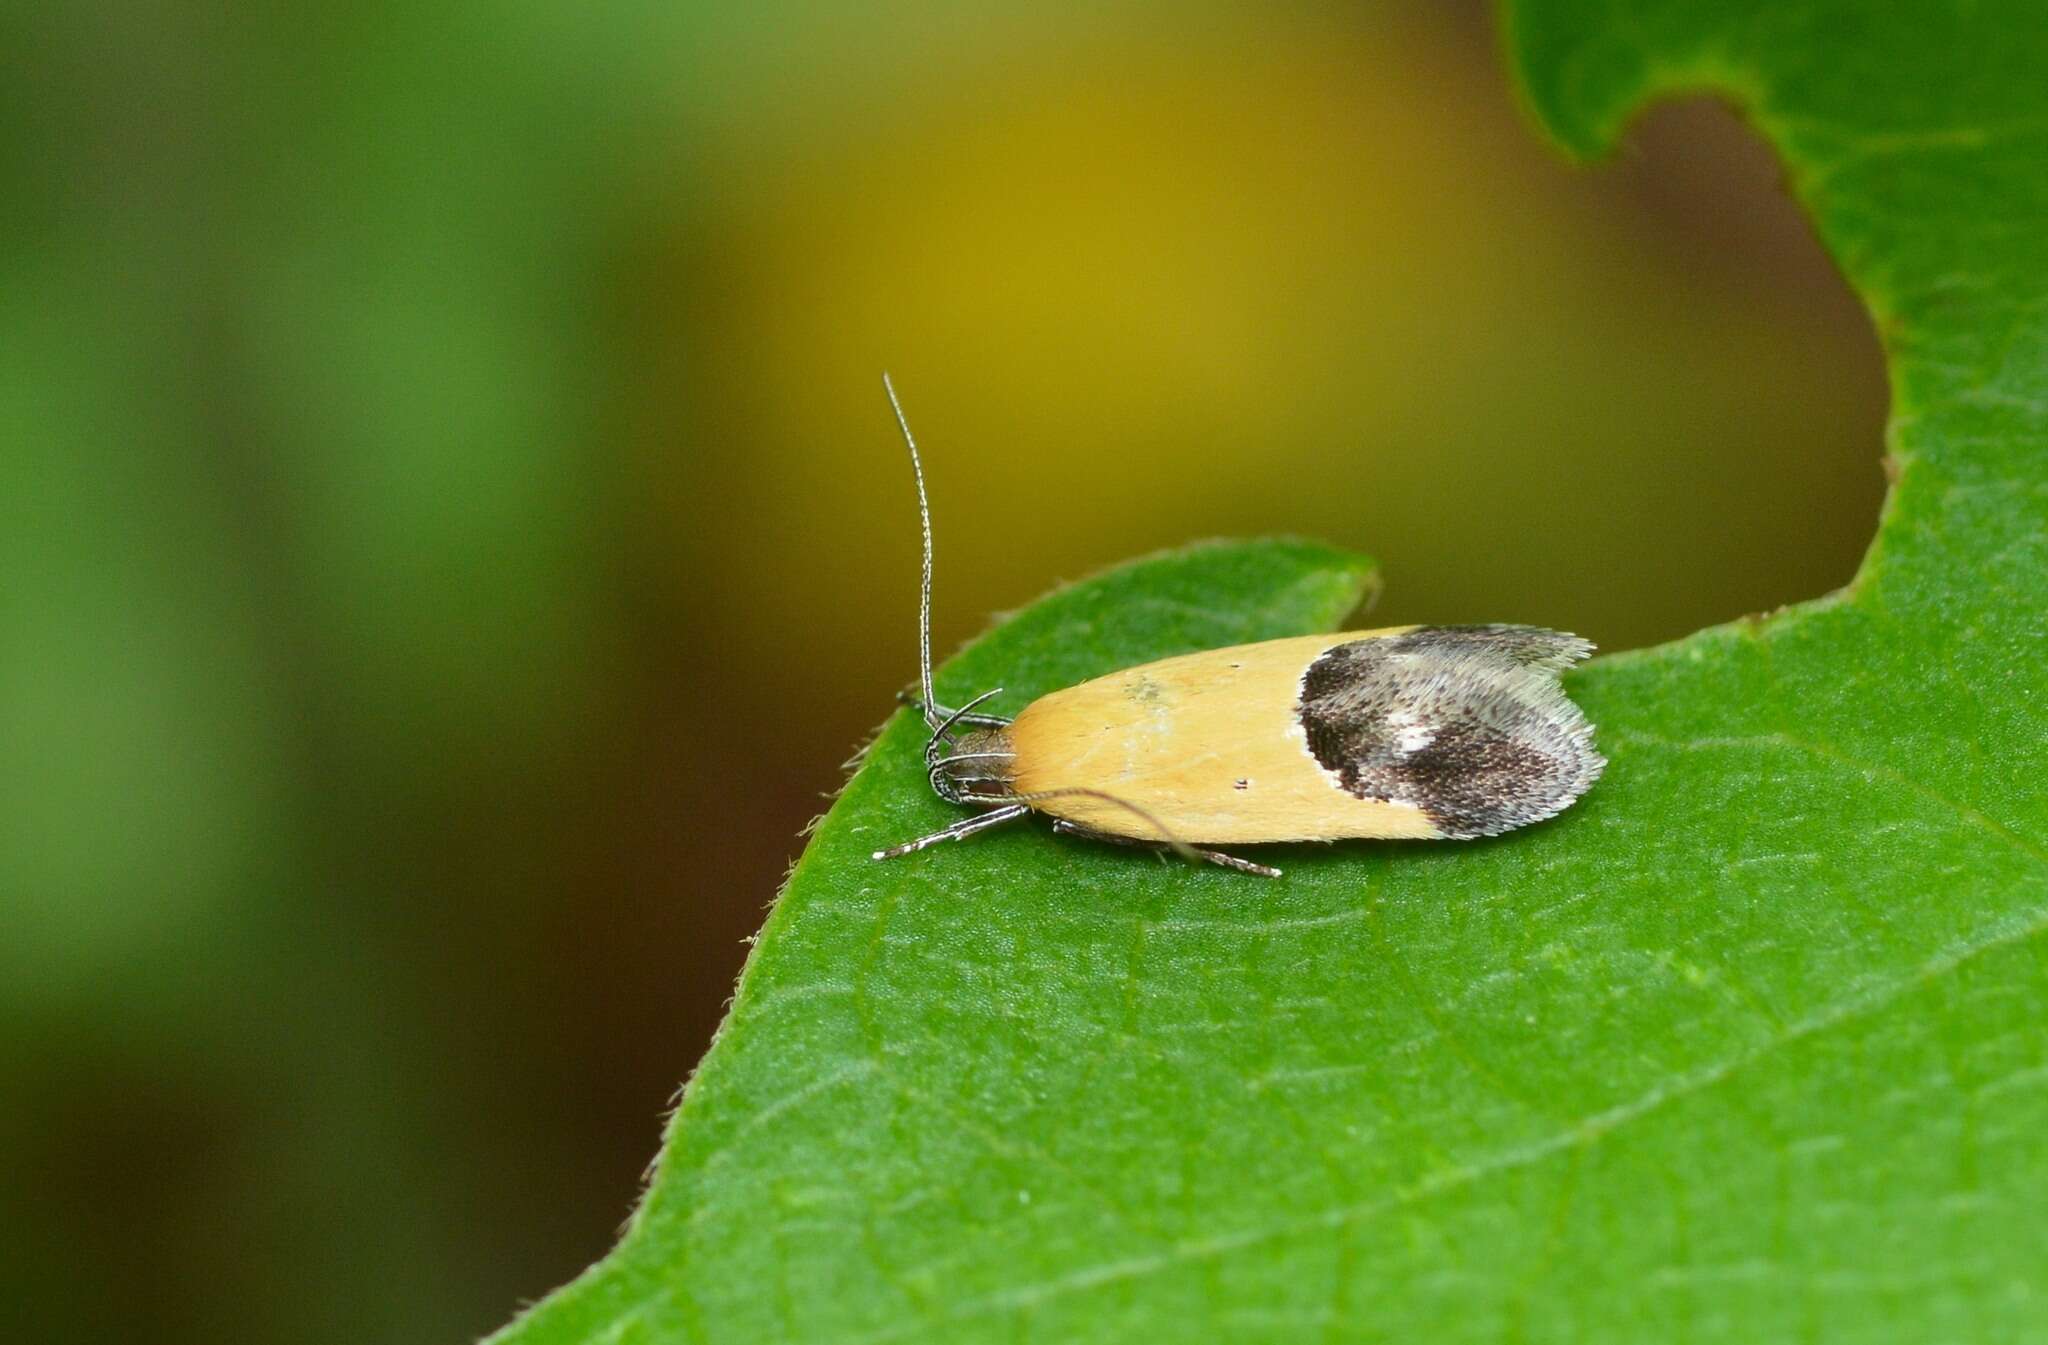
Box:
1297, 625, 1602, 839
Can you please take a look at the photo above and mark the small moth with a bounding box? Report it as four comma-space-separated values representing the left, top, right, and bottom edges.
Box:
871, 376, 1603, 878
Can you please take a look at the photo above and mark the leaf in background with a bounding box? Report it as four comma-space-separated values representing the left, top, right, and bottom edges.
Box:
491, 0, 2048, 1339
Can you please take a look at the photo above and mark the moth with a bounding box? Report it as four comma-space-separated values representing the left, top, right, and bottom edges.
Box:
871, 376, 1603, 878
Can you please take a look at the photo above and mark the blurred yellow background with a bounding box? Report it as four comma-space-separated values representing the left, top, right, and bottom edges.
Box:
2, 1, 1882, 1340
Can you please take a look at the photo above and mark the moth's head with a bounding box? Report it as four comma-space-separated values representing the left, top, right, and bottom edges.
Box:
929, 726, 1018, 804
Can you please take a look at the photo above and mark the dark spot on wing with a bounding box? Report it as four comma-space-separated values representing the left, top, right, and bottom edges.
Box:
1296, 626, 1602, 838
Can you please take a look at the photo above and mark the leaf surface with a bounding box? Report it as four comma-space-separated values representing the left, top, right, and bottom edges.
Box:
493, 2, 2048, 1339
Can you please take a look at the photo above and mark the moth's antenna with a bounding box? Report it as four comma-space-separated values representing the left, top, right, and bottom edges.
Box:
883, 373, 942, 732
1005, 787, 1198, 857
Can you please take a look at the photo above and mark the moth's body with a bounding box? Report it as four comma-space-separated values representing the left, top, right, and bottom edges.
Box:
946, 624, 1601, 849
869, 375, 1603, 877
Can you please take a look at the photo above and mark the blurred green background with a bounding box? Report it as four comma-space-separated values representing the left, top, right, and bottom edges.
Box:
3, 1, 1883, 1340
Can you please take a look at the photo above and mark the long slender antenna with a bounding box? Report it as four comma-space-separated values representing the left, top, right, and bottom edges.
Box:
882, 372, 942, 732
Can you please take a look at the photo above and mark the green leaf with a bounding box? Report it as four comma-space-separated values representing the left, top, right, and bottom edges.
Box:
492, 2, 2048, 1340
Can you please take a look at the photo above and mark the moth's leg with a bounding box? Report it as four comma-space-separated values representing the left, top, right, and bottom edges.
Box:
1050, 819, 1282, 879
873, 804, 1031, 861
897, 691, 1013, 729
